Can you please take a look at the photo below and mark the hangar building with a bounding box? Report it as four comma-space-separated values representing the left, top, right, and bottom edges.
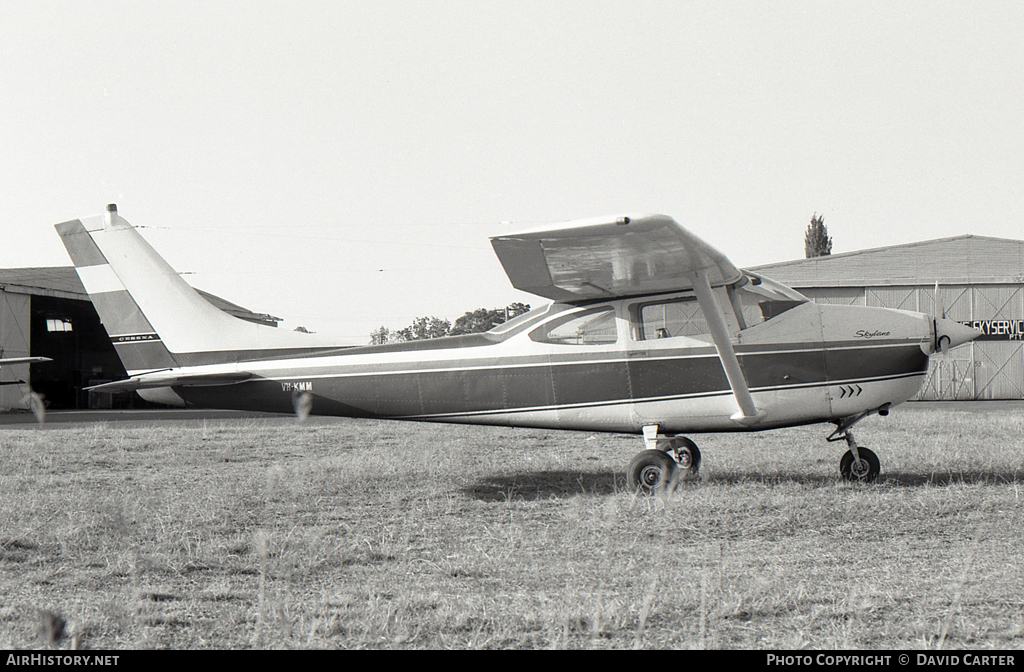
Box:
752, 234, 1024, 400
0, 267, 279, 411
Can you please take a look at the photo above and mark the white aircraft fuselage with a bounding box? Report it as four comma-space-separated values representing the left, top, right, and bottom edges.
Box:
56, 206, 980, 485
136, 288, 950, 435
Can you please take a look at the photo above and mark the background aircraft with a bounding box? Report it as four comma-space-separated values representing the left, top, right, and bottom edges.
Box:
0, 356, 51, 423
56, 205, 979, 489
0, 356, 51, 367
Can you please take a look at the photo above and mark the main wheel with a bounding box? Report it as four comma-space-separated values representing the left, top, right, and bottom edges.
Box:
839, 447, 880, 482
628, 450, 678, 494
670, 436, 702, 476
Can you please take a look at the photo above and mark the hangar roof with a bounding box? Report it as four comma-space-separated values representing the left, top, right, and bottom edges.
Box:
0, 266, 86, 299
750, 234, 1024, 288
0, 266, 281, 326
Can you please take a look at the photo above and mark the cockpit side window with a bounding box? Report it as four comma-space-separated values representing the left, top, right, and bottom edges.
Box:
529, 306, 618, 345
634, 275, 808, 341
636, 297, 709, 341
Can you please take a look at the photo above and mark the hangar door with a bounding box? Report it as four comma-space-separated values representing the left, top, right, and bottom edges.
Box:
918, 354, 976, 401
869, 285, 1023, 400
867, 286, 971, 401
973, 343, 1024, 400
0, 291, 32, 410
971, 286, 1024, 400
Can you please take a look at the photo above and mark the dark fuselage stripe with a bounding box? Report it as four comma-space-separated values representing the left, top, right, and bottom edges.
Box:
175, 344, 930, 420
394, 371, 928, 420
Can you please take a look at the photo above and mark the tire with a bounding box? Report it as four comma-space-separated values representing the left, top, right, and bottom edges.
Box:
839, 447, 880, 482
628, 450, 678, 494
671, 436, 702, 475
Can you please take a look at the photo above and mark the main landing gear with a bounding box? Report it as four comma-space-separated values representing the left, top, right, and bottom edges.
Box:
628, 427, 701, 494
630, 405, 891, 491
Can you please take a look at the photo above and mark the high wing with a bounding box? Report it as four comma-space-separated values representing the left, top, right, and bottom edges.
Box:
491, 214, 764, 425
489, 213, 743, 301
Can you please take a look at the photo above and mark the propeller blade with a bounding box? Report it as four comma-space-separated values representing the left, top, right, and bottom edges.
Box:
20, 388, 46, 425
292, 390, 313, 423
934, 281, 946, 319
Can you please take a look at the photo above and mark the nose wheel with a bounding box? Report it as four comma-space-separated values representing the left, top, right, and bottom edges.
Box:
828, 412, 882, 482
839, 446, 880, 482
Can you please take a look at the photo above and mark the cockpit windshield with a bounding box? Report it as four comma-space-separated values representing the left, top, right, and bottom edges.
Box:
485, 303, 556, 337
736, 272, 809, 325
742, 272, 809, 302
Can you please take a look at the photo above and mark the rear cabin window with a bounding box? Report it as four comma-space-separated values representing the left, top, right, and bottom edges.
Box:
529, 306, 618, 345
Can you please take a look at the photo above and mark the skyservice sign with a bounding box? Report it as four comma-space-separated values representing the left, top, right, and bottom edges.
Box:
965, 320, 1024, 341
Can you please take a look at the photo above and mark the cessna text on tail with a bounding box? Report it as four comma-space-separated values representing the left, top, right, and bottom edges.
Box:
56, 205, 980, 489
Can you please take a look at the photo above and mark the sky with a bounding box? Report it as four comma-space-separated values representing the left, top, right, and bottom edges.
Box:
2, 1, 1022, 343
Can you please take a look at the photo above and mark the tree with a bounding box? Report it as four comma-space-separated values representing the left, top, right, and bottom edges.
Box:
505, 302, 531, 320
369, 326, 392, 345
449, 303, 532, 335
394, 316, 452, 342
804, 213, 832, 258
370, 303, 532, 343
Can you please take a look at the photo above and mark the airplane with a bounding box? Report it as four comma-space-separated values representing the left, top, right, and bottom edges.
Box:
55, 204, 980, 490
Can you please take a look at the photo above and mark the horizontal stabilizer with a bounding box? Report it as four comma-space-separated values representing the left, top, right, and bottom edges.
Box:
86, 371, 254, 393
0, 357, 52, 366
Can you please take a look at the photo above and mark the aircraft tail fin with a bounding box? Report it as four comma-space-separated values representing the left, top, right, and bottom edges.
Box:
56, 211, 181, 374
56, 205, 335, 374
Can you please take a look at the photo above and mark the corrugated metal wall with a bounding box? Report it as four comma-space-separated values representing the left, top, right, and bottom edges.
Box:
798, 287, 864, 306
0, 291, 32, 410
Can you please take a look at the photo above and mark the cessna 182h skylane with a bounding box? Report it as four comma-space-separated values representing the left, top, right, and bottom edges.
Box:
56, 205, 979, 490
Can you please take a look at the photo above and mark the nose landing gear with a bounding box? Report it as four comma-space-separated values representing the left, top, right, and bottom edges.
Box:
828, 406, 888, 482
839, 443, 880, 482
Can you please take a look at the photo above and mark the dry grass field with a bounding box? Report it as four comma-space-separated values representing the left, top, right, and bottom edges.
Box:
1, 406, 1023, 650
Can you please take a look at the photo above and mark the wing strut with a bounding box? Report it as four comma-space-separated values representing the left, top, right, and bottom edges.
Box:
691, 270, 766, 426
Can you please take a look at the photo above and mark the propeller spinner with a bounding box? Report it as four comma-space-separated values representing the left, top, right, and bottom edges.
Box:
933, 317, 981, 355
